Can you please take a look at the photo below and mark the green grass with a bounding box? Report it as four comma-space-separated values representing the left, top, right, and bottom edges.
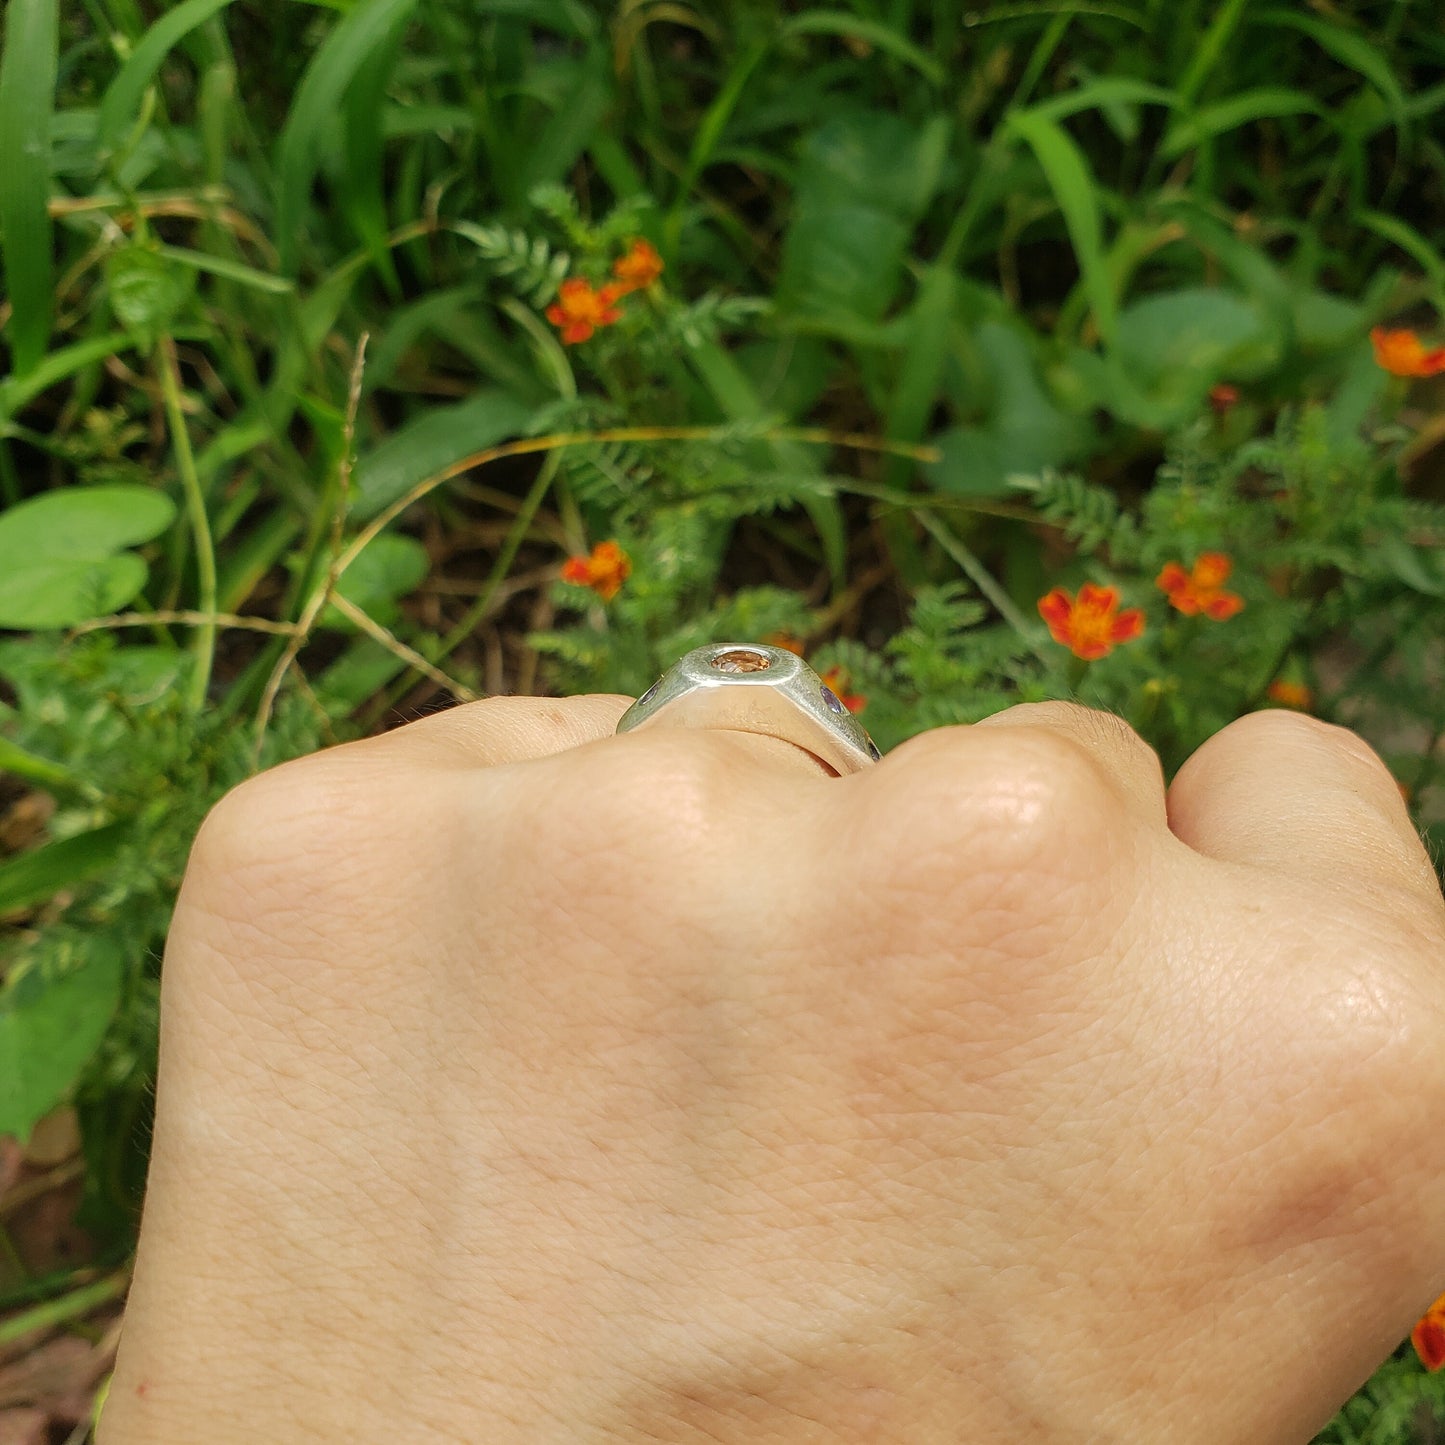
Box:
4, 2, 1445, 1436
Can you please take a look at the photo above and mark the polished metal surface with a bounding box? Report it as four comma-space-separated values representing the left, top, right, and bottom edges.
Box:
615, 643, 882, 775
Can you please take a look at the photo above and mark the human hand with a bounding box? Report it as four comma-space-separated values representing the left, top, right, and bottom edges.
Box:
99, 698, 1445, 1443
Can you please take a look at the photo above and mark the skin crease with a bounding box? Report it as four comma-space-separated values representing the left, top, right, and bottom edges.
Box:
97, 697, 1445, 1444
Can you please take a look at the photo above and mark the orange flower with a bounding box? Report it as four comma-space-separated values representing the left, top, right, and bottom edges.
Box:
545, 278, 623, 344
1157, 553, 1245, 620
560, 540, 631, 601
1265, 679, 1313, 710
612, 238, 664, 294
1038, 584, 1145, 661
818, 663, 866, 714
762, 631, 805, 656
1370, 326, 1445, 378
1413, 1292, 1445, 1371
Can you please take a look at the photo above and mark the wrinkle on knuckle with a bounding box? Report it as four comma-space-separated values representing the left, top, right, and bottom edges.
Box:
864, 724, 1123, 894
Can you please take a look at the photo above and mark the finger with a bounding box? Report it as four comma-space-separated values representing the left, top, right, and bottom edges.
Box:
357, 694, 637, 770
1167, 709, 1440, 899
326, 693, 836, 782
969, 699, 1168, 826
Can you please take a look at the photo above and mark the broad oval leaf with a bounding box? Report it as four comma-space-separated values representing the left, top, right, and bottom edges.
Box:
0, 555, 148, 629
0, 484, 176, 561
0, 935, 124, 1142
352, 392, 533, 520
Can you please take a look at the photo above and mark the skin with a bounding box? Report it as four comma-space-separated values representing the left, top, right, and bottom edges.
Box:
98, 698, 1445, 1443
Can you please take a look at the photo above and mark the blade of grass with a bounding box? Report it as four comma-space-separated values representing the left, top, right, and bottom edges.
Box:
1160, 87, 1327, 160
779, 11, 944, 85
0, 332, 132, 425
0, 0, 59, 376
1256, 8, 1408, 134
661, 39, 769, 253
1360, 210, 1445, 315
95, 0, 237, 159
156, 244, 294, 293
159, 336, 217, 711
0, 822, 128, 916
275, 0, 422, 275
341, 20, 403, 295
1005, 107, 1117, 346
1174, 0, 1247, 105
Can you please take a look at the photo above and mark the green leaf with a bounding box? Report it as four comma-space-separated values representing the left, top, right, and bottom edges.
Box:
0, 736, 85, 795
323, 532, 429, 627
275, 0, 422, 274
1113, 287, 1277, 415
929, 322, 1083, 497
1175, 0, 1248, 105
883, 263, 957, 486
1160, 87, 1327, 160
1360, 210, 1445, 316
776, 111, 948, 325
1254, 9, 1408, 134
1006, 108, 1115, 346
0, 485, 176, 627
0, 556, 147, 629
96, 0, 238, 158
1029, 78, 1177, 123
779, 12, 944, 85
516, 50, 612, 202
340, 16, 404, 294
0, 0, 59, 375
0, 936, 124, 1142
351, 392, 532, 520
0, 484, 175, 557
156, 245, 295, 294
0, 332, 133, 424
0, 822, 128, 915
105, 245, 195, 349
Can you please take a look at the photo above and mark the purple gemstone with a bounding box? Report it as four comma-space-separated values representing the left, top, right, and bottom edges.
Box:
866, 738, 881, 760
639, 680, 659, 706
821, 683, 844, 714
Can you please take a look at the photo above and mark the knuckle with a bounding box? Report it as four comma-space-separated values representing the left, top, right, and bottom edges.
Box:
864, 723, 1123, 887
187, 750, 424, 920
524, 731, 743, 882
1233, 708, 1391, 777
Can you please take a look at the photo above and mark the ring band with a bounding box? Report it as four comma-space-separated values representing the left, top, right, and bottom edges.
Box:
614, 643, 882, 775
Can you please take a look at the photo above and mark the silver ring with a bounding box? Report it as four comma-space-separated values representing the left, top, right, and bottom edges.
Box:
614, 643, 882, 775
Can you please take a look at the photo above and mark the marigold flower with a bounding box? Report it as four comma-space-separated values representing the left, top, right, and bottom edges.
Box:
1413, 1292, 1445, 1371
1370, 326, 1445, 378
545, 278, 623, 344
612, 238, 664, 294
1157, 553, 1245, 619
1038, 584, 1145, 661
818, 663, 866, 714
1265, 679, 1313, 710
560, 540, 631, 601
761, 631, 805, 656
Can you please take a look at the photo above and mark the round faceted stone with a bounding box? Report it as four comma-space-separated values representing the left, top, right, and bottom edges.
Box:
638, 680, 660, 706
711, 649, 772, 673
866, 738, 881, 760
820, 683, 844, 714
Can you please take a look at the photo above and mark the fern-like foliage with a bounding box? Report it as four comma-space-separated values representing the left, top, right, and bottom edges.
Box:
454, 220, 570, 306
1313, 1347, 1445, 1445
1012, 468, 1139, 559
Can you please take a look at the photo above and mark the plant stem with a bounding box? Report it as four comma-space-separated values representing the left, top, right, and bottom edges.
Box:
0, 1268, 130, 1347
159, 336, 217, 712
911, 508, 1050, 661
